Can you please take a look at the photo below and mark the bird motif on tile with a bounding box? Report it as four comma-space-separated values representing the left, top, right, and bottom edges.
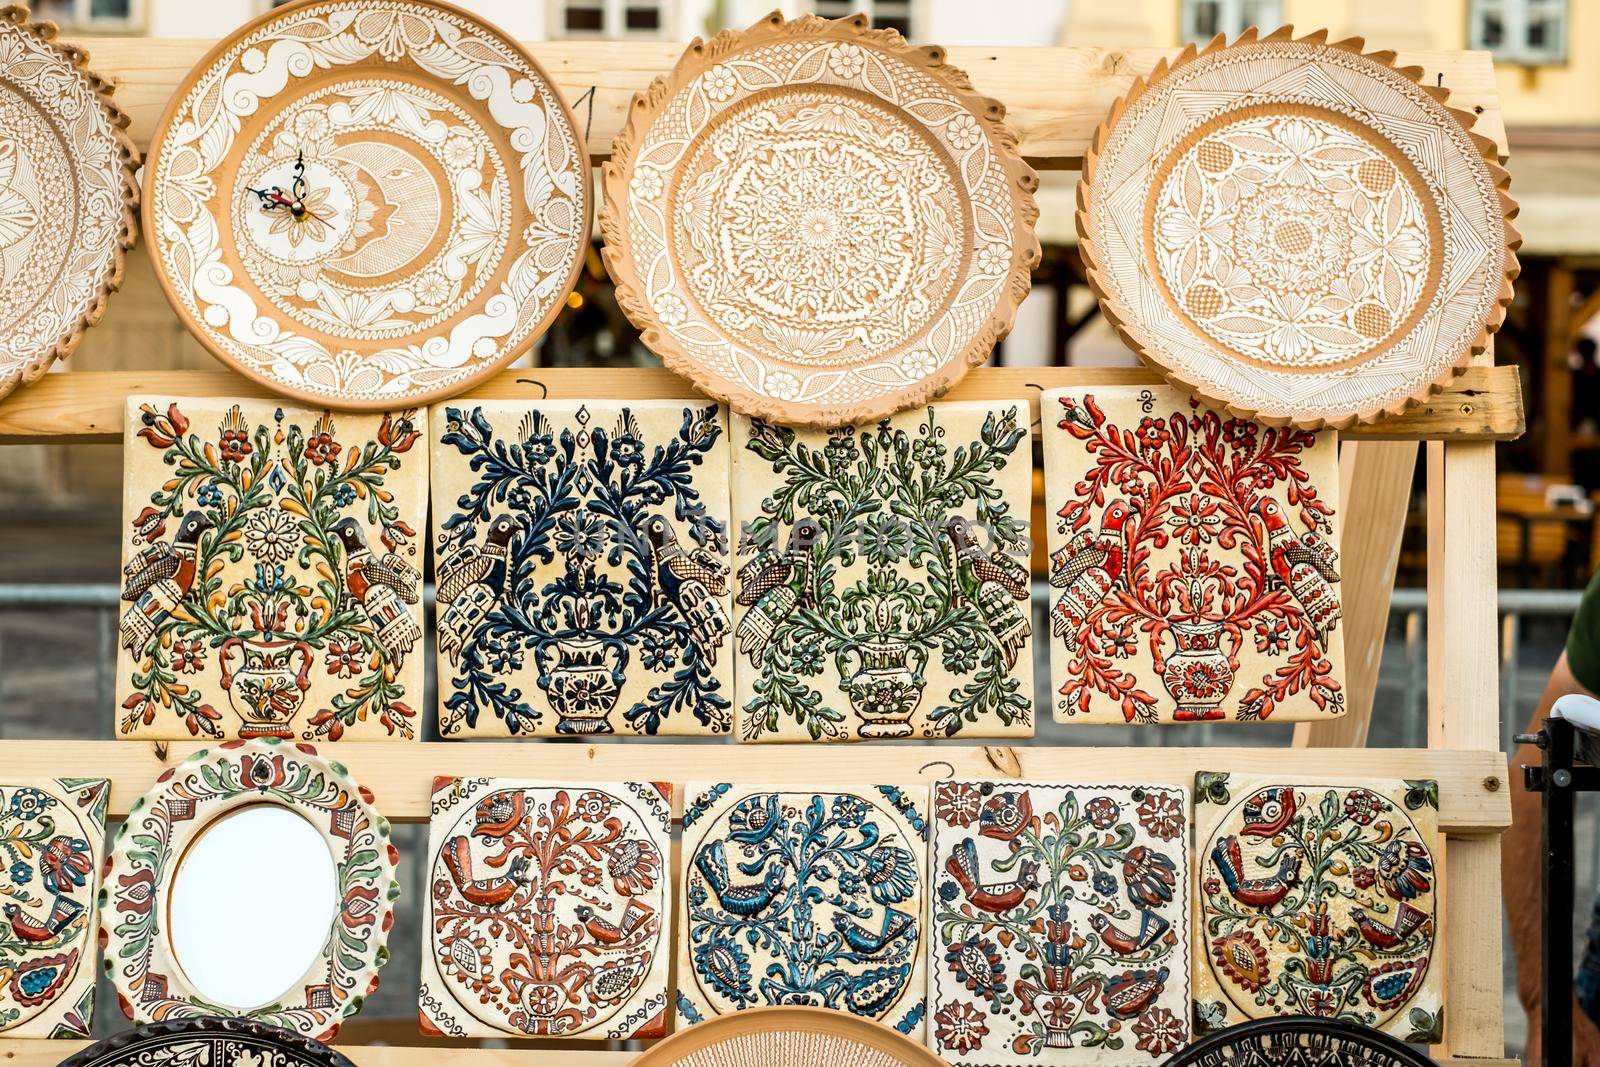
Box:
1211, 834, 1301, 909
442, 836, 529, 907
1049, 499, 1134, 649
437, 514, 519, 665
945, 837, 1040, 914
577, 899, 654, 946
735, 518, 821, 658
118, 511, 213, 653
943, 515, 1031, 670
642, 514, 729, 665
331, 517, 421, 663
1351, 901, 1430, 951
1260, 499, 1341, 640
695, 839, 786, 917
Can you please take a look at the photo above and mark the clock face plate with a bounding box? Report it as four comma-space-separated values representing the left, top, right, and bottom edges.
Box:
144, 0, 590, 409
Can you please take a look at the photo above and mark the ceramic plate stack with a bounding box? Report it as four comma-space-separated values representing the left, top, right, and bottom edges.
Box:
602, 13, 1039, 427
0, 5, 138, 403
142, 0, 591, 409
1078, 28, 1520, 428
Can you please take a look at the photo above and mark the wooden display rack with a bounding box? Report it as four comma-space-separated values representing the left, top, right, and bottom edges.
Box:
0, 37, 1522, 1067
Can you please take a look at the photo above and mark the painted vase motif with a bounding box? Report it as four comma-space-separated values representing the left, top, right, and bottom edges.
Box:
1157, 619, 1240, 722
218, 637, 314, 739
840, 640, 927, 739
538, 636, 624, 735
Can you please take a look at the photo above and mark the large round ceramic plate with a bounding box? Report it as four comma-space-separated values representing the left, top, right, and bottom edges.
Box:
1078, 28, 1520, 429
143, 0, 590, 409
601, 13, 1039, 428
101, 740, 398, 1040
60, 1018, 358, 1067
0, 5, 137, 403
629, 1006, 946, 1067
1162, 1018, 1440, 1067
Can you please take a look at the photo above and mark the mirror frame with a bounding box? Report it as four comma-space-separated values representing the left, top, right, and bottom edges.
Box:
101, 740, 398, 1040
60, 1016, 358, 1067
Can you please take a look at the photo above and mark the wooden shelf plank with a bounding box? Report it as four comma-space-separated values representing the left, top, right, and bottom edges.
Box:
65, 38, 1506, 167
0, 364, 1524, 443
0, 740, 1510, 833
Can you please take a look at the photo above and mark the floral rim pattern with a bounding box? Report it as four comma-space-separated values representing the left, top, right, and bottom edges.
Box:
58, 1016, 359, 1067
100, 739, 399, 1040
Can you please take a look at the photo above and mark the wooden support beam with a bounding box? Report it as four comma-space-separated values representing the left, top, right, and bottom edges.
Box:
1543, 263, 1575, 476
0, 740, 1512, 834
0, 365, 1525, 444
1294, 440, 1418, 748
65, 38, 1507, 167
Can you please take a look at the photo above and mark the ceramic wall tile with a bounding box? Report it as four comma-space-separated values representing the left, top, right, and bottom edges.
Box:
928, 780, 1191, 1064
1192, 773, 1442, 1041
0, 779, 108, 1037
677, 784, 929, 1036
117, 399, 427, 741
1040, 386, 1345, 725
421, 779, 672, 1039
430, 401, 733, 736
731, 403, 1034, 742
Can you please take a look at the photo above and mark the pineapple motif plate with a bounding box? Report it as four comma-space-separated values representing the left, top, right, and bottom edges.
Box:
0, 6, 138, 403
601, 13, 1039, 428
628, 1006, 945, 1067
1078, 28, 1519, 429
143, 0, 590, 409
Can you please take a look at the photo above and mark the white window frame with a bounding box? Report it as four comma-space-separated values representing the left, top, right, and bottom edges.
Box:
809, 0, 919, 40
550, 0, 671, 39
1179, 0, 1284, 44
36, 0, 142, 33
1467, 0, 1569, 66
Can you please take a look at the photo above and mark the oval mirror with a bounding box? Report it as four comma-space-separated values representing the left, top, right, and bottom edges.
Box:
168, 804, 338, 1010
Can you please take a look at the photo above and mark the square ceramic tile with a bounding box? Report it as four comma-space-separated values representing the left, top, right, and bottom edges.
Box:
1192, 773, 1442, 1041
0, 778, 108, 1037
678, 784, 929, 1036
118, 399, 428, 741
731, 403, 1034, 742
431, 401, 734, 736
1041, 386, 1345, 725
928, 780, 1192, 1064
420, 778, 673, 1039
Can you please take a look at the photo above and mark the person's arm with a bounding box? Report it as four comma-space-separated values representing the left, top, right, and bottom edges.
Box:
1508, 652, 1600, 1065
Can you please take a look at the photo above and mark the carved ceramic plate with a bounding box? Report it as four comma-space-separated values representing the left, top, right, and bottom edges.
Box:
143, 0, 590, 409
1078, 28, 1520, 429
0, 6, 137, 402
101, 740, 398, 1040
1162, 1018, 1441, 1067
601, 13, 1039, 428
60, 1018, 358, 1067
629, 1006, 945, 1067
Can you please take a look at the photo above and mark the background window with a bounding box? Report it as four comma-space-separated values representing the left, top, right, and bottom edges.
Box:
556, 0, 667, 38
813, 0, 913, 38
1180, 0, 1283, 44
1469, 0, 1568, 65
34, 0, 135, 30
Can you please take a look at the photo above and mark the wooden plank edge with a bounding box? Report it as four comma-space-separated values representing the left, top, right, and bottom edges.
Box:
0, 740, 1511, 833
0, 365, 1525, 443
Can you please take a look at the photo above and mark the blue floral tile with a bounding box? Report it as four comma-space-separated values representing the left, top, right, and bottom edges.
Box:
0, 779, 108, 1037
430, 401, 733, 736
677, 784, 929, 1036
928, 781, 1191, 1064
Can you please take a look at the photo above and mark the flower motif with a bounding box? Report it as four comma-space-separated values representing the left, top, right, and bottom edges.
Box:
305, 426, 341, 466
702, 64, 738, 102
8, 861, 30, 885
413, 271, 450, 306
653, 291, 687, 326
1353, 865, 1377, 889
1223, 419, 1258, 451
764, 371, 800, 401
291, 107, 330, 144
827, 44, 866, 80
1168, 494, 1223, 545
1212, 929, 1270, 992
172, 639, 207, 674
525, 432, 556, 465
437, 923, 493, 991
245, 507, 298, 564
609, 433, 645, 467
555, 509, 606, 561
1085, 796, 1121, 829
333, 482, 357, 507
934, 1001, 988, 1055
832, 794, 868, 827
1137, 791, 1184, 841
694, 935, 753, 1006
1254, 617, 1290, 655
325, 638, 362, 678
641, 634, 675, 671
196, 482, 223, 507
792, 641, 824, 675
900, 349, 939, 378
945, 935, 1006, 1004
40, 836, 90, 893
937, 783, 983, 827
945, 113, 982, 151
630, 165, 664, 201
1136, 416, 1169, 451
1344, 788, 1384, 826
220, 428, 252, 463
975, 242, 1010, 275
942, 640, 978, 674
1133, 1006, 1186, 1055
912, 435, 947, 470
1092, 870, 1117, 898
861, 515, 909, 565
606, 838, 659, 895
486, 637, 522, 674
138, 402, 189, 449
1105, 623, 1138, 659
574, 790, 614, 822
861, 844, 917, 904
441, 134, 478, 170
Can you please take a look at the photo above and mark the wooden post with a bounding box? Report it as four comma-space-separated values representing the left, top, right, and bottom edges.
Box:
1545, 262, 1575, 476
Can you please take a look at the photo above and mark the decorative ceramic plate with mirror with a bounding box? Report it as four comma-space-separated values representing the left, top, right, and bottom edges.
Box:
101, 740, 397, 1041
142, 0, 590, 409
629, 1006, 945, 1067
0, 6, 138, 403
1078, 27, 1519, 429
61, 1018, 358, 1067
601, 12, 1039, 428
